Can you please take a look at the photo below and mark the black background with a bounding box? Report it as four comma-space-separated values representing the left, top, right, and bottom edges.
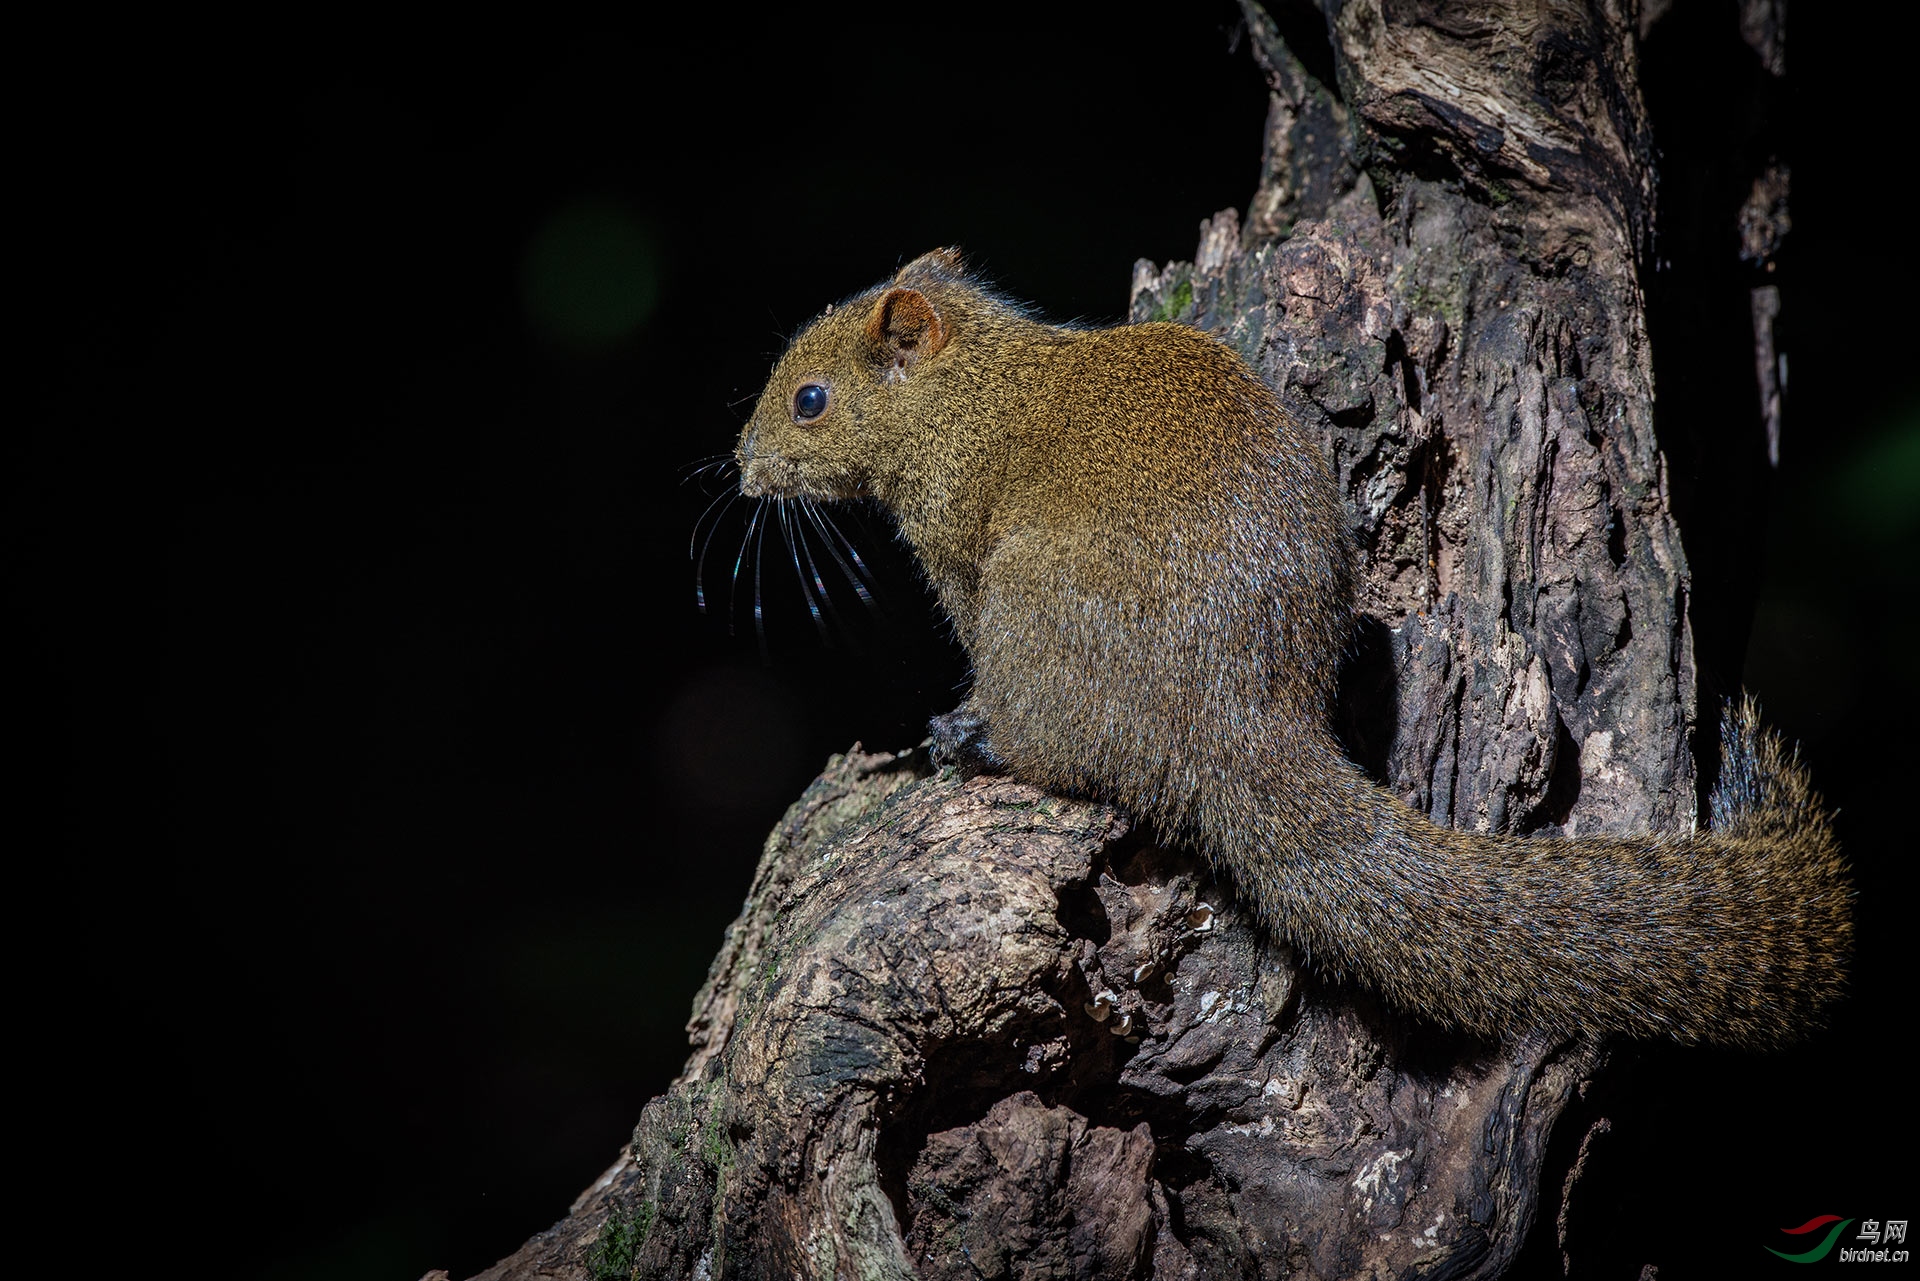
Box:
18, 5, 1914, 1278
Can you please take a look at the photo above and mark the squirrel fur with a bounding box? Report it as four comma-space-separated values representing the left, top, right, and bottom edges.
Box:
734, 249, 1852, 1049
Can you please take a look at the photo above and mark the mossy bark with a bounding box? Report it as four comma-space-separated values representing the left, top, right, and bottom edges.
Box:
466, 2, 1752, 1277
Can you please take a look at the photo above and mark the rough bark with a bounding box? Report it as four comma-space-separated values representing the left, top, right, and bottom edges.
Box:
475, 750, 1601, 1280
467, 2, 1711, 1277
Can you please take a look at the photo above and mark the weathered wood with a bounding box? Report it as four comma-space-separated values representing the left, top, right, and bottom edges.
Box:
466, 2, 1710, 1276
474, 748, 1602, 1280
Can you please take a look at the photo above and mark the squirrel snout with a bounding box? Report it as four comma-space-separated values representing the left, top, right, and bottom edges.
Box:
736, 452, 792, 499
735, 433, 770, 496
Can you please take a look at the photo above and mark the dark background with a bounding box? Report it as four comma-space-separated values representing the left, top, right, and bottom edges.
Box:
17, 5, 1912, 1278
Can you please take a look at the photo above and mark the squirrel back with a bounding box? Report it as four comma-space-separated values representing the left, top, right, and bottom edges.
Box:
735, 250, 1851, 1048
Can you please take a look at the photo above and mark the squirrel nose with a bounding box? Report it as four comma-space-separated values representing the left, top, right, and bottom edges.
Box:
737, 445, 771, 497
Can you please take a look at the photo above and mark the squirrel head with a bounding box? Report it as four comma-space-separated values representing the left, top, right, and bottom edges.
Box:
736, 249, 968, 503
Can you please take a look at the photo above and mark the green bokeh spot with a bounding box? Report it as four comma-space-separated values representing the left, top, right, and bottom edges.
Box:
521, 200, 657, 349
1827, 412, 1920, 538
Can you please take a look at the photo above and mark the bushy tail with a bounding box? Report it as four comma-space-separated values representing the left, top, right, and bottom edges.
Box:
1206, 698, 1851, 1048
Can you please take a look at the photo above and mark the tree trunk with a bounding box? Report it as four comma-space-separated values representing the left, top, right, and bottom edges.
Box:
465, 2, 1726, 1276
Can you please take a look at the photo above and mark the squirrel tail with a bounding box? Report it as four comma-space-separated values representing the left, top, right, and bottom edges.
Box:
1202, 696, 1852, 1048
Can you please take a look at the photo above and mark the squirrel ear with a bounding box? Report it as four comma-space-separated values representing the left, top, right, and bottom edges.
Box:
896, 247, 966, 282
866, 287, 948, 370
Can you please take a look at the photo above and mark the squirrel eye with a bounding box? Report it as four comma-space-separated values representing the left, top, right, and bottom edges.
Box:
793, 383, 829, 422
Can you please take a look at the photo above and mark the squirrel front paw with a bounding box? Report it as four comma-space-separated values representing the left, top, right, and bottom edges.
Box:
929, 706, 1007, 776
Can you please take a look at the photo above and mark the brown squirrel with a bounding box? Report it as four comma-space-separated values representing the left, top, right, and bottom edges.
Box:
733, 248, 1851, 1049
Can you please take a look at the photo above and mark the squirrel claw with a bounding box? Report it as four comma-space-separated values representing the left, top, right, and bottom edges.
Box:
929, 707, 1007, 776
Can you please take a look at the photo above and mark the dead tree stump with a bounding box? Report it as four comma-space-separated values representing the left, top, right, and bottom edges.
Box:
467, 1, 1727, 1276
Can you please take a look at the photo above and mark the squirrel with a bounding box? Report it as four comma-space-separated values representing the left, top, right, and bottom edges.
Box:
733, 248, 1852, 1049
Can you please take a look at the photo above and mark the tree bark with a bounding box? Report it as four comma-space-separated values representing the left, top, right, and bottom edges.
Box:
466, 2, 1712, 1276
